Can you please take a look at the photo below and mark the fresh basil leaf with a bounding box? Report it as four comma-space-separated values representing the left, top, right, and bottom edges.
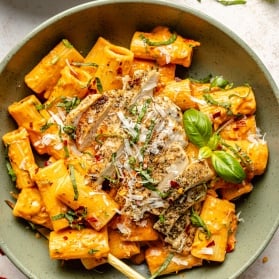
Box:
211, 150, 246, 184
183, 109, 212, 148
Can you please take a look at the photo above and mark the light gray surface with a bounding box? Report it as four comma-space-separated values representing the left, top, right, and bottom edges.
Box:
0, 0, 278, 278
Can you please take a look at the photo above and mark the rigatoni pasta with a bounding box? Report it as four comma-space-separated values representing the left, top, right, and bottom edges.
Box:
2, 26, 268, 278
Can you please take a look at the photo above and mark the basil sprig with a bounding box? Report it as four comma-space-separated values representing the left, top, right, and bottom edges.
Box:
183, 108, 246, 184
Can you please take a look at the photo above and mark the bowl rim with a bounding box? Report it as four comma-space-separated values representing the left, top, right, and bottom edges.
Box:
0, 0, 278, 278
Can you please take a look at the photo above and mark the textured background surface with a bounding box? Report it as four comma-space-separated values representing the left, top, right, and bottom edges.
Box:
0, 0, 278, 278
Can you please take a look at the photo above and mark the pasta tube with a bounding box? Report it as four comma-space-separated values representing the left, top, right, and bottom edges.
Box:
85, 37, 134, 92
130, 58, 176, 91
34, 160, 70, 231
49, 227, 109, 260
44, 64, 93, 104
195, 86, 256, 129
155, 78, 198, 111
7, 95, 65, 158
130, 26, 200, 67
145, 244, 202, 276
2, 127, 38, 188
109, 215, 159, 242
25, 39, 84, 94
223, 139, 268, 177
13, 187, 53, 230
191, 195, 236, 262
219, 115, 257, 140
54, 162, 119, 231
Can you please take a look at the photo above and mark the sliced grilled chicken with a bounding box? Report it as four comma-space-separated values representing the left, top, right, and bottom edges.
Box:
75, 94, 113, 150
68, 69, 215, 236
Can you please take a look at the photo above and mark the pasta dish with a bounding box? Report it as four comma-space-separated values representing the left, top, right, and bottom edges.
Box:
2, 26, 268, 277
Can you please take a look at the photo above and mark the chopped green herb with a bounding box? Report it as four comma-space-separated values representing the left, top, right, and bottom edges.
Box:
95, 77, 103, 93
210, 75, 233, 90
57, 96, 81, 113
69, 164, 79, 200
51, 207, 87, 229
63, 125, 76, 139
190, 208, 211, 239
203, 93, 233, 115
35, 103, 46, 111
159, 214, 165, 223
71, 61, 98, 67
88, 249, 99, 255
148, 253, 174, 279
140, 32, 177, 46
62, 39, 74, 48
40, 122, 53, 132
6, 160, 16, 182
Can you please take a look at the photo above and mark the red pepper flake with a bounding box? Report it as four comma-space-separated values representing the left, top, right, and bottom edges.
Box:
63, 140, 68, 146
95, 154, 102, 161
87, 216, 98, 223
117, 67, 123, 75
63, 236, 68, 241
213, 111, 221, 119
206, 240, 215, 247
170, 180, 180, 189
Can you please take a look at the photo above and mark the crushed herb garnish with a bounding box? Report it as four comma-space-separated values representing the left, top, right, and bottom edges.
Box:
69, 164, 79, 201
148, 252, 174, 279
95, 77, 103, 93
140, 32, 177, 46
6, 159, 16, 182
57, 96, 81, 113
71, 61, 99, 68
190, 208, 211, 239
62, 39, 74, 48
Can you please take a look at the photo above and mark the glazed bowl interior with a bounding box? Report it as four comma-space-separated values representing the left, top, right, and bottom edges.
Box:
0, 1, 279, 279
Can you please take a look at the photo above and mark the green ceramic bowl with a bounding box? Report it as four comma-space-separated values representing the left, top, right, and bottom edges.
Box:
0, 1, 278, 278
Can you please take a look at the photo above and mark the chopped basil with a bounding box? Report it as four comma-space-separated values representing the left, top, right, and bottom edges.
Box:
148, 253, 174, 279
203, 93, 233, 115
88, 249, 99, 255
95, 77, 103, 93
69, 164, 79, 200
190, 208, 211, 239
51, 207, 87, 229
71, 61, 98, 67
57, 96, 81, 113
40, 122, 53, 132
209, 75, 233, 89
159, 214, 165, 223
140, 32, 177, 46
62, 39, 74, 48
63, 125, 76, 139
6, 160, 16, 182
